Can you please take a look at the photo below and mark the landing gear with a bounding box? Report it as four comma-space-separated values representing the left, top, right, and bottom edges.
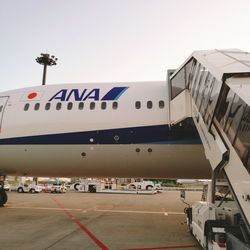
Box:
0, 188, 7, 206
0, 175, 8, 206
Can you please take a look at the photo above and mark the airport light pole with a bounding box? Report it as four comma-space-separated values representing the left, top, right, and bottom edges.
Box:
36, 53, 58, 85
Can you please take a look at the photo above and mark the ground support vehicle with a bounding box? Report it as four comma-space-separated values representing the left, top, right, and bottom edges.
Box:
16, 183, 43, 193
50, 184, 67, 193
181, 181, 248, 250
127, 181, 157, 190
78, 180, 102, 193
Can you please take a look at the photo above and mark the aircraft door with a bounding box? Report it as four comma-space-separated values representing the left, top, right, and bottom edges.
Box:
0, 96, 9, 133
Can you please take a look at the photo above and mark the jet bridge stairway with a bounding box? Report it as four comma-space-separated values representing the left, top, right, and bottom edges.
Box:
168, 49, 250, 248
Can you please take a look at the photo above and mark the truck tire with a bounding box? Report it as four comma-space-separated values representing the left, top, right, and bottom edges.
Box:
146, 185, 153, 190
0, 189, 7, 206
74, 183, 80, 191
17, 187, 24, 193
29, 189, 35, 193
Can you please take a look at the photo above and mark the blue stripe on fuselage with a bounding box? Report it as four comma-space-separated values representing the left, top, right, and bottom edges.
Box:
0, 125, 202, 145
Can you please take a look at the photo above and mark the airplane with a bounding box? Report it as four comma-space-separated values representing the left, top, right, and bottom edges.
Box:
0, 81, 211, 205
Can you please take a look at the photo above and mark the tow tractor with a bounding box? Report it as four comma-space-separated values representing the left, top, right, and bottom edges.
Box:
181, 181, 242, 250
16, 183, 43, 193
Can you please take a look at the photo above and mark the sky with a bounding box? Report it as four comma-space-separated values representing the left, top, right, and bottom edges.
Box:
1, 0, 250, 91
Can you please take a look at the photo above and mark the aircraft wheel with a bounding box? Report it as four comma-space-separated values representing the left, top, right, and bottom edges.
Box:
0, 188, 8, 206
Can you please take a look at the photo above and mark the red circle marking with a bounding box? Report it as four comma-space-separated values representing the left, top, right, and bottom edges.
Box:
27, 92, 37, 99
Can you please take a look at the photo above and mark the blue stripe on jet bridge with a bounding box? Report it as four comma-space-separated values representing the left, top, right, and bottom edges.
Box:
101, 87, 129, 101
0, 125, 202, 145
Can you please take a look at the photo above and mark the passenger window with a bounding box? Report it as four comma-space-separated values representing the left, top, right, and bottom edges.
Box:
67, 102, 73, 110
0, 105, 2, 112
56, 102, 62, 110
112, 102, 118, 110
147, 101, 153, 109
24, 103, 30, 111
90, 102, 95, 110
135, 101, 141, 109
159, 100, 165, 109
101, 102, 107, 110
45, 103, 51, 111
78, 102, 84, 110
34, 103, 40, 111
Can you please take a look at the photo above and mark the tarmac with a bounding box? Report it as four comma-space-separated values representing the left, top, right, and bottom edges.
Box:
0, 190, 203, 250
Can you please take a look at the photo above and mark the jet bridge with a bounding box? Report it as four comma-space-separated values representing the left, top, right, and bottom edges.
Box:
169, 49, 250, 248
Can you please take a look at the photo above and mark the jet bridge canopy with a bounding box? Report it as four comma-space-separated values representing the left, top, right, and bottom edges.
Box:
169, 48, 250, 240
170, 49, 250, 100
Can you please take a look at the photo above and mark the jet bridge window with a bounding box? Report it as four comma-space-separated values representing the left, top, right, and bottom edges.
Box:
234, 105, 250, 173
191, 63, 202, 98
224, 95, 246, 144
199, 74, 214, 116
24, 103, 30, 111
171, 59, 195, 99
204, 78, 222, 126
195, 68, 208, 107
215, 85, 235, 129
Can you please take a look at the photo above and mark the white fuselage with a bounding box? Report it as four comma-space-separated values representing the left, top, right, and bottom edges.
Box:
0, 81, 211, 178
